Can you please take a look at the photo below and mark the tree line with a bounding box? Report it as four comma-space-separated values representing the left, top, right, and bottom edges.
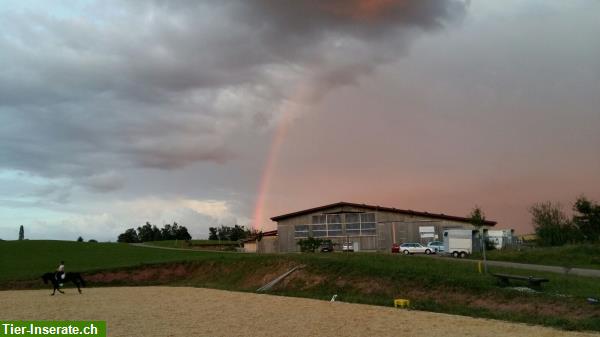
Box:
531, 196, 600, 246
208, 225, 253, 242
117, 222, 192, 243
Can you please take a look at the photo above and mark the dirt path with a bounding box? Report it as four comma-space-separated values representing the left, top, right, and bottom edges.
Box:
1, 287, 597, 337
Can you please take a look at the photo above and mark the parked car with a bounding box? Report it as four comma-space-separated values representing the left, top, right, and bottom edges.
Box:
427, 241, 445, 253
391, 243, 400, 253
342, 242, 354, 252
399, 243, 433, 255
319, 241, 334, 252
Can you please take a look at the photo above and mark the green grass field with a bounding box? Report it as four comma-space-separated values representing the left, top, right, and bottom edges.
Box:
2, 240, 599, 331
471, 244, 600, 270
0, 240, 228, 282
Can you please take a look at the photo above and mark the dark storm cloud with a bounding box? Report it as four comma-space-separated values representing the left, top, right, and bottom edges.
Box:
0, 0, 467, 185
238, 0, 466, 37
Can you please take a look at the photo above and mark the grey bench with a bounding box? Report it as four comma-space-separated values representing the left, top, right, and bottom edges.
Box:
492, 273, 549, 288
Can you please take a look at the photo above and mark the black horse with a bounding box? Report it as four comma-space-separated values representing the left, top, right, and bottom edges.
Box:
42, 272, 86, 295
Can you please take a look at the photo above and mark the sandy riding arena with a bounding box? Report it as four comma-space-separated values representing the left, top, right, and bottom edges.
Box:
1, 287, 598, 337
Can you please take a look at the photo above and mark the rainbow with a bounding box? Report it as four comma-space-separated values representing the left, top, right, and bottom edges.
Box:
251, 101, 296, 231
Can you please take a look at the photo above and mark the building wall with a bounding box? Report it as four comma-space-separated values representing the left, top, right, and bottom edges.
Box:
258, 236, 278, 253
244, 242, 257, 253
277, 205, 478, 252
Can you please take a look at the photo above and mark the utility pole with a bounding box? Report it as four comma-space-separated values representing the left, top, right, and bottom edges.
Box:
480, 227, 487, 273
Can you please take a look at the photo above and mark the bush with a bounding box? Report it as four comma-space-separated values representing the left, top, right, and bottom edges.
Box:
297, 237, 323, 252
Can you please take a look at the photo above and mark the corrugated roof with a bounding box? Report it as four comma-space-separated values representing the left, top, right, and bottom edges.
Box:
270, 201, 497, 226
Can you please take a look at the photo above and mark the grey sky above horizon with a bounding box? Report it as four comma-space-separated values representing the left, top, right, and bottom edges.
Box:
1, 0, 599, 241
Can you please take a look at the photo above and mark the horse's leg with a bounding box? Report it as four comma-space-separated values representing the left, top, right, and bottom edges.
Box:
75, 280, 82, 294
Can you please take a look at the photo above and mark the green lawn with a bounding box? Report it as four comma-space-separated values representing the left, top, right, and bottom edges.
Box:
2, 240, 599, 331
472, 244, 600, 270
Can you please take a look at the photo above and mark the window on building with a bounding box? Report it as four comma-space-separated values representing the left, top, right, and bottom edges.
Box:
327, 223, 343, 236
346, 222, 361, 235
312, 215, 326, 224
294, 225, 309, 238
361, 222, 376, 236
326, 214, 342, 224
312, 224, 327, 237
299, 212, 377, 238
326, 214, 342, 236
345, 213, 359, 223
360, 213, 376, 236
360, 213, 375, 223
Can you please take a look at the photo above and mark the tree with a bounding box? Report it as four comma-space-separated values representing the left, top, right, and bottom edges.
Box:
173, 223, 192, 240
117, 228, 140, 243
88, 239, 98, 243
530, 202, 579, 246
118, 222, 192, 242
469, 206, 488, 273
229, 225, 249, 241
77, 236, 84, 242
18, 225, 24, 240
162, 224, 175, 240
573, 196, 600, 243
209, 225, 251, 241
136, 222, 161, 242
208, 227, 218, 240
151, 225, 162, 241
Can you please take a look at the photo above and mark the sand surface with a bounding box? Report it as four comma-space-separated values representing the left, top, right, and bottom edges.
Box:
1, 287, 598, 337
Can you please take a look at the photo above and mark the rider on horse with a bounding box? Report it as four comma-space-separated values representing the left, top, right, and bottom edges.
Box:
55, 261, 65, 286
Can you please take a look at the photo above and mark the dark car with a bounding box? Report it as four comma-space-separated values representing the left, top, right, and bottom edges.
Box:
320, 241, 334, 252
391, 243, 400, 253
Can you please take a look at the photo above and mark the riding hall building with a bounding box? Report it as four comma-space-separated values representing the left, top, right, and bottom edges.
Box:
271, 201, 496, 253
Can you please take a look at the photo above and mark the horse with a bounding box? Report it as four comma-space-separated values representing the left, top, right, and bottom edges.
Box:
42, 272, 86, 295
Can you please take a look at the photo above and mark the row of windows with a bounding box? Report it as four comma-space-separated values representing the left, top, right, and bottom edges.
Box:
311, 213, 375, 224
295, 213, 378, 238
294, 223, 377, 238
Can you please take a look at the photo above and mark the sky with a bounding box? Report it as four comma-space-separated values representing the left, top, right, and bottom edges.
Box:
1, 0, 599, 241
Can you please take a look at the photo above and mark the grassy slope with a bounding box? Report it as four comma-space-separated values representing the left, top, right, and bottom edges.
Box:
0, 240, 227, 282
472, 244, 600, 270
2, 240, 599, 331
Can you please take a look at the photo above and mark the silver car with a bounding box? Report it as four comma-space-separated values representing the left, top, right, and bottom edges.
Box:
399, 243, 433, 255
427, 241, 445, 253
342, 242, 354, 252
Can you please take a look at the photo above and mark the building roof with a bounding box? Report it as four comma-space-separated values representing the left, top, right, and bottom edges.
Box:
270, 201, 497, 226
242, 229, 278, 243
261, 230, 278, 237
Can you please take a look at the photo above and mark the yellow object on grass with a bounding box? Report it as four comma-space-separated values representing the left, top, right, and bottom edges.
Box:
394, 299, 410, 308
